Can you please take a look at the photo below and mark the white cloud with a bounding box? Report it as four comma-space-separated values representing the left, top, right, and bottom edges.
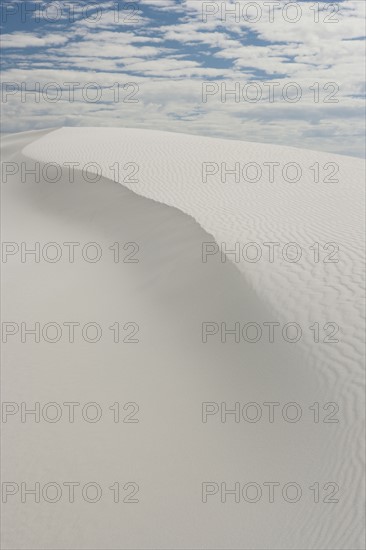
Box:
1, 32, 68, 48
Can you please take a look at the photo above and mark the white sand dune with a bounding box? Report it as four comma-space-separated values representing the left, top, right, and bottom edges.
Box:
1, 128, 365, 549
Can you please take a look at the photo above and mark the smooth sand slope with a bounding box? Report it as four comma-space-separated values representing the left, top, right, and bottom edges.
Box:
1, 128, 365, 549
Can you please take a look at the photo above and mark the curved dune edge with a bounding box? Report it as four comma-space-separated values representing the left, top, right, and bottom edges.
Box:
22, 127, 365, 371
1, 128, 365, 549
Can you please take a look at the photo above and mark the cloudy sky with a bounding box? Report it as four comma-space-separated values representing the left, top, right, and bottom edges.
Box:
1, 0, 365, 156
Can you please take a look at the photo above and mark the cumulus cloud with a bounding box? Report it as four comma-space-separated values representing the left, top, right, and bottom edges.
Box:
1, 32, 69, 48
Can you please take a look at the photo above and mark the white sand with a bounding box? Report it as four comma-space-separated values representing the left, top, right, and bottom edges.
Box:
1, 128, 365, 549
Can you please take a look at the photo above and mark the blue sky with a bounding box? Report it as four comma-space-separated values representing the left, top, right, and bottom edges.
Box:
1, 0, 365, 156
